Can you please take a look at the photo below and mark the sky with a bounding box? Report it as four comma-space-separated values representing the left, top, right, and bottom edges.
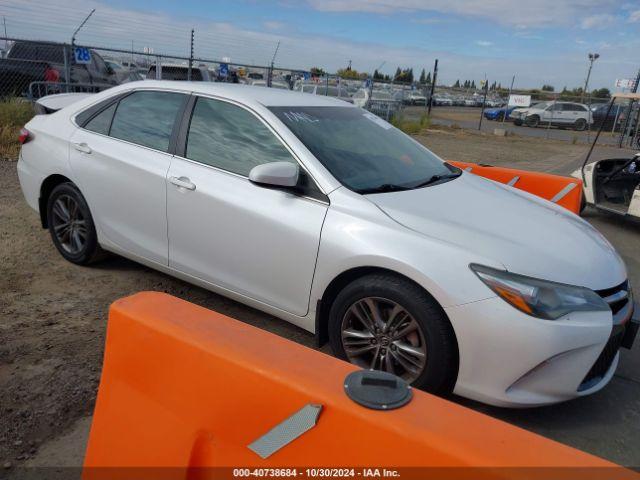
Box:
1, 0, 639, 89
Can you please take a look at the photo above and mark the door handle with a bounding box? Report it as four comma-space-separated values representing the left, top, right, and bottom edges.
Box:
72, 142, 92, 154
169, 176, 196, 191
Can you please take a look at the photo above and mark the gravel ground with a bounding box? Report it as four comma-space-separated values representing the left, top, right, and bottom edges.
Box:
1, 129, 639, 472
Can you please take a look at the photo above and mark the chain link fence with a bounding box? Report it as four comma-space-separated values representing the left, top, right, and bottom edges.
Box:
0, 36, 422, 123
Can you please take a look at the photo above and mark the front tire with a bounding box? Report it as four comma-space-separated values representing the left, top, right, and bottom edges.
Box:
525, 115, 540, 127
328, 274, 457, 394
574, 118, 587, 131
46, 182, 104, 265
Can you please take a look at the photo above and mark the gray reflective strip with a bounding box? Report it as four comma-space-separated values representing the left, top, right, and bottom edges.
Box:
507, 175, 520, 186
248, 404, 322, 459
550, 182, 577, 203
465, 167, 473, 172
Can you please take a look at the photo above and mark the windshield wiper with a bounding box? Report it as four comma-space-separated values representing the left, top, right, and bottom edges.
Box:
412, 172, 462, 189
357, 183, 413, 195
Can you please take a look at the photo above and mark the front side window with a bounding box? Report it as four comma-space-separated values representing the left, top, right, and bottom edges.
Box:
269, 106, 456, 193
186, 97, 294, 176
110, 91, 185, 152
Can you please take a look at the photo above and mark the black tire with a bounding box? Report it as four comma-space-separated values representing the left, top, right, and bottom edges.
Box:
46, 182, 104, 265
328, 274, 457, 394
574, 118, 587, 131
513, 119, 523, 126
525, 115, 540, 128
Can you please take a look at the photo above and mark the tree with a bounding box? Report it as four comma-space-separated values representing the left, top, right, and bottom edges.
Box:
471, 80, 476, 89
310, 67, 325, 78
394, 67, 402, 81
591, 87, 611, 99
453, 79, 460, 88
426, 71, 432, 84
541, 84, 555, 92
337, 67, 360, 79
419, 68, 426, 84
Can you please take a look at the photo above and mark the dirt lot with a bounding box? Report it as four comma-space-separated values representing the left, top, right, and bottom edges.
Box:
1, 129, 639, 473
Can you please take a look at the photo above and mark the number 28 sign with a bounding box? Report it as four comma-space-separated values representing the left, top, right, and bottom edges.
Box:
73, 47, 92, 64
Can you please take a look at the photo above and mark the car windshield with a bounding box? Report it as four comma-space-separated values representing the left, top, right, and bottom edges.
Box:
269, 106, 458, 193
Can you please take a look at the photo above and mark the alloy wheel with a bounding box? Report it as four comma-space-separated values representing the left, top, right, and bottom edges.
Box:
51, 194, 87, 255
341, 297, 427, 382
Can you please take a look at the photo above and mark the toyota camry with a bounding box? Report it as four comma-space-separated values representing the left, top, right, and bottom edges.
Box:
17, 81, 638, 407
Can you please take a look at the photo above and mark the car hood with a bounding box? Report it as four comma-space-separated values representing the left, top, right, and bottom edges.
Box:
368, 173, 626, 290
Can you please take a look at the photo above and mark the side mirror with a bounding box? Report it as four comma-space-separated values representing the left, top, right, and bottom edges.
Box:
249, 162, 299, 188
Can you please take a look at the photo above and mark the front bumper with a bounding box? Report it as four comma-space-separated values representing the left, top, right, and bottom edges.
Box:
445, 297, 636, 408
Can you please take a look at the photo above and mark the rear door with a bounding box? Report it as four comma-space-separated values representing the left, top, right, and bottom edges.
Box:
69, 90, 188, 264
166, 95, 328, 315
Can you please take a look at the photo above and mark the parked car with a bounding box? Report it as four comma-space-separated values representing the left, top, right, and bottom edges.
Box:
483, 105, 516, 121
511, 101, 592, 130
104, 61, 144, 84
250, 79, 290, 90
589, 102, 635, 132
296, 82, 352, 103
0, 41, 119, 97
17, 81, 635, 407
147, 64, 213, 81
406, 91, 427, 105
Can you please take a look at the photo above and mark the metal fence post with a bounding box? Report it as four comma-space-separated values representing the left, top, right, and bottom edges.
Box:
427, 59, 438, 116
63, 44, 71, 91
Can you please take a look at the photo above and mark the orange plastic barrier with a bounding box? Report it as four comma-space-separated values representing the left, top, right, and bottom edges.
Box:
84, 292, 634, 480
449, 161, 583, 215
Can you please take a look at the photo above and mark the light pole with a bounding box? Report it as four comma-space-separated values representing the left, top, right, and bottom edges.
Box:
582, 52, 599, 102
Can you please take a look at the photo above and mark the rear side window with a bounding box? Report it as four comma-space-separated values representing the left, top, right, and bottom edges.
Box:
110, 91, 185, 151
8, 43, 64, 63
84, 103, 117, 135
148, 66, 203, 81
185, 97, 294, 175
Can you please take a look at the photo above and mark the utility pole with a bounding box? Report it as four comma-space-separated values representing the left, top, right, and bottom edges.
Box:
3, 17, 7, 55
427, 58, 438, 116
188, 29, 194, 81
582, 52, 599, 103
478, 79, 489, 131
268, 40, 280, 87
502, 75, 515, 124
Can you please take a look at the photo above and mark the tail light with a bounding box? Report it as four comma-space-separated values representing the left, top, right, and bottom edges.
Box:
18, 128, 31, 144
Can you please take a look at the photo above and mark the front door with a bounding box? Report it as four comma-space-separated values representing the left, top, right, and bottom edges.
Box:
166, 96, 328, 316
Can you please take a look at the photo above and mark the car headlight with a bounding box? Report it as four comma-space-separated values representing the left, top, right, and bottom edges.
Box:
470, 264, 610, 320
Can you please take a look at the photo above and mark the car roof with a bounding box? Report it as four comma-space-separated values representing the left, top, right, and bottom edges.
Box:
117, 80, 354, 107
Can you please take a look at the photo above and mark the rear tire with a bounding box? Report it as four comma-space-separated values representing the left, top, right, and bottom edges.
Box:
46, 182, 105, 265
328, 274, 457, 394
513, 119, 523, 126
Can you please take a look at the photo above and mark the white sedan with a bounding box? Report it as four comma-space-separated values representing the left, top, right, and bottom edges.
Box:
18, 81, 637, 407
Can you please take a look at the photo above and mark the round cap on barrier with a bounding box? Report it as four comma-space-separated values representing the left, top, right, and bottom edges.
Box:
343, 370, 412, 410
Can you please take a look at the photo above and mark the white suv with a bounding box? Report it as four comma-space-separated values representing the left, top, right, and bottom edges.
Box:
512, 101, 592, 131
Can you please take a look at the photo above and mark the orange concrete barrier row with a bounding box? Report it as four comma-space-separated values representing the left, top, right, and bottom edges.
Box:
84, 292, 634, 480
449, 161, 583, 215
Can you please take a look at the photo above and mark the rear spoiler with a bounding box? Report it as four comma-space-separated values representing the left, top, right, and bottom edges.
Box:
34, 92, 94, 114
